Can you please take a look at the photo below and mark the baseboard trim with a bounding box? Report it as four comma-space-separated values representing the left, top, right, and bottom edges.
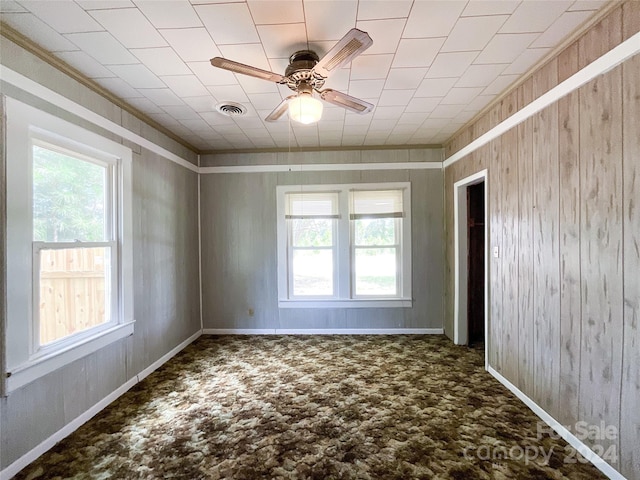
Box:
202, 328, 444, 335
487, 366, 625, 480
0, 330, 202, 480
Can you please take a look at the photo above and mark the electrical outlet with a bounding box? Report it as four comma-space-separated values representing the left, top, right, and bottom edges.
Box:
493, 246, 499, 258
248, 308, 254, 317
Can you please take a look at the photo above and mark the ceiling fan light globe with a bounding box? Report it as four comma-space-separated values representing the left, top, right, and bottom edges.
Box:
289, 93, 323, 124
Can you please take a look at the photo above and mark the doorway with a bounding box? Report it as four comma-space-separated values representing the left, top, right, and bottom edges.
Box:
466, 182, 485, 347
453, 170, 488, 366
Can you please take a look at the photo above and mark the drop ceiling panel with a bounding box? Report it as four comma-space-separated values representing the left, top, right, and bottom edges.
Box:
1, 0, 608, 152
90, 8, 168, 48
134, 0, 202, 29
160, 28, 221, 63
23, 1, 103, 33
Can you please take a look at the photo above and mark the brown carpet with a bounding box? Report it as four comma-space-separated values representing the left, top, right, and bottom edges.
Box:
15, 335, 606, 479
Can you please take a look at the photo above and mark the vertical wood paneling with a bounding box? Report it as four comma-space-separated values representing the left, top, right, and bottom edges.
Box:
488, 106, 503, 369
517, 78, 535, 398
0, 96, 6, 397
578, 67, 623, 459
557, 43, 582, 426
532, 60, 561, 417
500, 93, 519, 385
620, 52, 640, 480
622, 0, 640, 41
577, 6, 622, 69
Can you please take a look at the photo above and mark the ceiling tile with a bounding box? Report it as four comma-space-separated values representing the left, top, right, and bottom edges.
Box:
463, 94, 497, 112
348, 79, 385, 98
0, 1, 27, 12
188, 61, 237, 86
385, 68, 428, 89
441, 87, 484, 105
148, 112, 182, 126
499, 1, 574, 34
344, 111, 373, 125
404, 96, 441, 112
404, 1, 467, 38
95, 77, 143, 98
456, 64, 507, 87
322, 68, 351, 91
378, 89, 414, 106
207, 85, 250, 103
247, 92, 283, 110
398, 112, 430, 124
355, 18, 406, 55
392, 38, 446, 68
321, 108, 346, 121
140, 88, 185, 106
372, 106, 405, 120
426, 51, 479, 78
3, 13, 80, 52
195, 3, 259, 44
462, 0, 520, 17
441, 15, 509, 53
160, 28, 220, 63
90, 8, 167, 48
161, 105, 201, 120
304, 0, 358, 41
108, 64, 165, 88
131, 47, 191, 76
161, 75, 210, 97
56, 51, 116, 78
200, 111, 236, 126
24, 1, 103, 33
76, 1, 135, 9
502, 48, 549, 75
530, 10, 592, 48
474, 33, 538, 64
237, 76, 280, 94
218, 44, 271, 71
257, 23, 307, 58
135, 0, 202, 28
357, 0, 412, 20
182, 95, 216, 113
350, 54, 394, 80
568, 0, 608, 11
430, 103, 465, 118
65, 32, 138, 64
415, 77, 457, 97
483, 74, 520, 95
248, 0, 304, 24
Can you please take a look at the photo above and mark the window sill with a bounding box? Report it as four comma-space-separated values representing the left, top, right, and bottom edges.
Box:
278, 299, 413, 309
6, 321, 135, 393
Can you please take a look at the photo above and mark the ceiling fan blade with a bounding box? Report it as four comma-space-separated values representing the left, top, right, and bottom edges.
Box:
210, 57, 285, 83
265, 95, 295, 122
313, 28, 373, 78
320, 89, 374, 114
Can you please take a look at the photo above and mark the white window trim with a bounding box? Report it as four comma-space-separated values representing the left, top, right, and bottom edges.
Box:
276, 182, 412, 309
5, 97, 134, 393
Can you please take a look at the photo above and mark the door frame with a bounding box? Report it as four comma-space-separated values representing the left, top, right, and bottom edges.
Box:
453, 169, 488, 367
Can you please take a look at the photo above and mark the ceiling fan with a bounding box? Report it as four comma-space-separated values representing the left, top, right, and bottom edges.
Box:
210, 28, 374, 125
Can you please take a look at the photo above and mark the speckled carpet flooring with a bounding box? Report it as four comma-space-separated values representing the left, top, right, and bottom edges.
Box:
16, 335, 605, 479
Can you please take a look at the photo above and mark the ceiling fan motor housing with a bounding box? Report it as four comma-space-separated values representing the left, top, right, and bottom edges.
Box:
284, 50, 326, 91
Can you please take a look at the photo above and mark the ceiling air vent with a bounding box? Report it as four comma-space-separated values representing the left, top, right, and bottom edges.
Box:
216, 102, 247, 116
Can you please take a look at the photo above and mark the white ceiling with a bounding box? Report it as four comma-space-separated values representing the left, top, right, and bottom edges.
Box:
1, 0, 607, 152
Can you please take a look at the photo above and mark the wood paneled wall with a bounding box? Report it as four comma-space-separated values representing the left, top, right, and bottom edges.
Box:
443, 3, 639, 478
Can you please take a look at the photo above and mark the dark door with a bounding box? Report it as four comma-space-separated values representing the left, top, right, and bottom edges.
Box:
467, 182, 485, 346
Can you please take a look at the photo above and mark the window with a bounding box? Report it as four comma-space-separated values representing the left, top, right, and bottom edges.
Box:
277, 183, 411, 308
5, 98, 134, 392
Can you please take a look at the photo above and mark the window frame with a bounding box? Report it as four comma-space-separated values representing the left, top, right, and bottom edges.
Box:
276, 182, 412, 309
5, 98, 134, 392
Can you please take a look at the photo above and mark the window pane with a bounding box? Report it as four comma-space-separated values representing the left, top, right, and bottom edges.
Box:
292, 249, 333, 296
39, 247, 110, 345
292, 219, 333, 247
354, 218, 396, 246
355, 248, 397, 296
33, 145, 107, 242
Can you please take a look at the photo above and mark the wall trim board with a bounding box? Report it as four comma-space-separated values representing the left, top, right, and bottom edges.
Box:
487, 367, 625, 480
0, 330, 202, 480
0, 66, 199, 174
203, 328, 444, 335
443, 31, 640, 169
200, 162, 443, 174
